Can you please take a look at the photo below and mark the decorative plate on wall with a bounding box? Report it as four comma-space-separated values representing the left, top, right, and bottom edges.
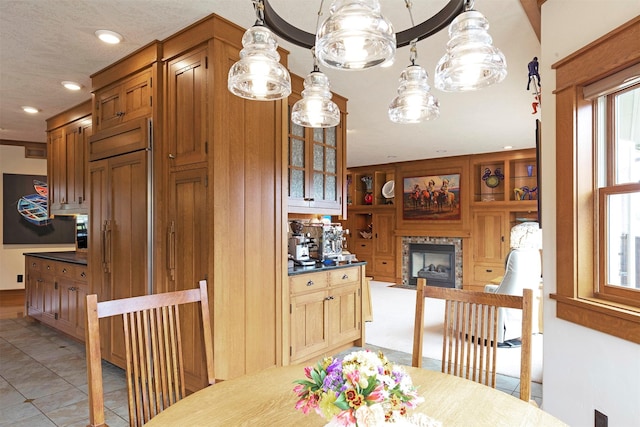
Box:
382, 180, 395, 198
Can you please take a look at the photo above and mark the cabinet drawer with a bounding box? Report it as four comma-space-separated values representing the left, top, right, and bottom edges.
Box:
290, 273, 328, 295
27, 257, 42, 272
354, 241, 373, 253
473, 265, 505, 283
75, 266, 88, 282
328, 267, 360, 286
57, 263, 77, 278
374, 257, 395, 275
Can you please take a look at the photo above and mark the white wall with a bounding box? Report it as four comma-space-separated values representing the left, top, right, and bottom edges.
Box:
540, 1, 640, 425
0, 145, 74, 291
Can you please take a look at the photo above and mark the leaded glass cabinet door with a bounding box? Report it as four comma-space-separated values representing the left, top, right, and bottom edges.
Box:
286, 89, 345, 215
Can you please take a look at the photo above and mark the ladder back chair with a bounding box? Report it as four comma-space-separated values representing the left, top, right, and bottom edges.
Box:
85, 280, 215, 427
412, 278, 533, 402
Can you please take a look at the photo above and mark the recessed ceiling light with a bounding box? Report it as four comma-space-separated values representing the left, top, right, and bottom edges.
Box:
22, 106, 39, 114
503, 145, 513, 150
61, 81, 82, 91
95, 29, 123, 44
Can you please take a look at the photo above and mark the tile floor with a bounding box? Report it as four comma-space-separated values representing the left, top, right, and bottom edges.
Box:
0, 318, 542, 427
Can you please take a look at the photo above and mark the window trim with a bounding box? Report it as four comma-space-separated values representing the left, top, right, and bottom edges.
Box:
550, 16, 640, 344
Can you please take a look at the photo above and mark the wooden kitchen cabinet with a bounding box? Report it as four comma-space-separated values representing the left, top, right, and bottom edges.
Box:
469, 210, 507, 291
46, 100, 92, 215
287, 73, 348, 216
350, 212, 396, 282
89, 150, 149, 368
93, 69, 152, 133
289, 265, 364, 364
24, 255, 89, 341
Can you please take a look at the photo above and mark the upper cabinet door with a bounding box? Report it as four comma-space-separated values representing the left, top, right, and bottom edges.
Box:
94, 69, 152, 133
286, 76, 346, 215
167, 47, 209, 167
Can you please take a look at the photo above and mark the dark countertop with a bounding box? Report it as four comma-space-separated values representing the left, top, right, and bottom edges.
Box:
24, 251, 88, 266
288, 260, 366, 276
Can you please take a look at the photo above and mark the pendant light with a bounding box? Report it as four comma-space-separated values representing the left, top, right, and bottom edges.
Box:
291, 53, 341, 128
227, 1, 291, 100
315, 0, 396, 70
388, 2, 439, 124
434, 0, 507, 92
388, 45, 440, 124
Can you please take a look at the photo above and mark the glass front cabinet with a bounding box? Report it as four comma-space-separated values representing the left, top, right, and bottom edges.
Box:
287, 74, 347, 216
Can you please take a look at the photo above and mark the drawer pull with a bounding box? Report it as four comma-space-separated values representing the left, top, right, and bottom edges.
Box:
382, 262, 387, 265
80, 272, 86, 278
306, 280, 314, 287
486, 269, 493, 273
62, 268, 67, 273
32, 262, 36, 267
47, 265, 51, 270
324, 296, 335, 301
342, 274, 349, 280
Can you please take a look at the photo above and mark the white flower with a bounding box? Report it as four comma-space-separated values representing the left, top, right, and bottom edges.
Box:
354, 404, 386, 426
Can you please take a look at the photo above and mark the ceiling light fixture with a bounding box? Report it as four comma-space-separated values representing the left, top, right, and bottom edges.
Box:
22, 106, 39, 114
434, 1, 507, 91
228, 1, 291, 101
61, 81, 82, 91
388, 1, 439, 124
95, 29, 123, 44
292, 63, 341, 128
229, 0, 506, 123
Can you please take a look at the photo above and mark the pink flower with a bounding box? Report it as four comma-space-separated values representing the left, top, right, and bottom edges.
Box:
365, 385, 385, 404
332, 408, 356, 426
295, 393, 319, 415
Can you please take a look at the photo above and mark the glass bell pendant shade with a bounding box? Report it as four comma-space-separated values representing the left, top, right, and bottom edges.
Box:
228, 24, 291, 100
315, 0, 396, 70
389, 65, 440, 124
434, 10, 507, 92
291, 70, 340, 128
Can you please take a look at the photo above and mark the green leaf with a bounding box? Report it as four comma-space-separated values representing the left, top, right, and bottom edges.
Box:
334, 394, 350, 411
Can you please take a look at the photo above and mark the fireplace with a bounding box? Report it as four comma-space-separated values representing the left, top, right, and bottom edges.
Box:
408, 243, 456, 287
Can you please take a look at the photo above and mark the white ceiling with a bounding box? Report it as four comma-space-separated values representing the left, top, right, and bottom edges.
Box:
0, 0, 540, 168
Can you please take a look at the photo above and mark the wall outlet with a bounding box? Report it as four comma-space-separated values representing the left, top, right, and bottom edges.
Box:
17, 274, 23, 283
595, 409, 608, 427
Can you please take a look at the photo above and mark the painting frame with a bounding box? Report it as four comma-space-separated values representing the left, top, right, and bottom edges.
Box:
403, 173, 461, 221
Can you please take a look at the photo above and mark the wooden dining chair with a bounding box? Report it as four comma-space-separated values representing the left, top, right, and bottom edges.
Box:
412, 278, 533, 402
85, 280, 215, 427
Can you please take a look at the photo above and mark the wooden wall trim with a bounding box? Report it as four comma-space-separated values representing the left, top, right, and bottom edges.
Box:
0, 139, 47, 159
46, 99, 92, 131
552, 16, 640, 92
91, 41, 162, 91
519, 0, 541, 41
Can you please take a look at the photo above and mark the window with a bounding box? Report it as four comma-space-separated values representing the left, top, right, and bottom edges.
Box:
592, 81, 640, 304
552, 17, 640, 344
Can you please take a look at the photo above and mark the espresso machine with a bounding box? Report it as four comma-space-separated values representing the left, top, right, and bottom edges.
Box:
303, 223, 344, 261
288, 221, 316, 266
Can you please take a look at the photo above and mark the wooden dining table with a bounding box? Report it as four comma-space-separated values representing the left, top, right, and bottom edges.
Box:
144, 364, 567, 426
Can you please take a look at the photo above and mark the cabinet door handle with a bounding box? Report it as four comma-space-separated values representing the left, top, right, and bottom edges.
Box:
80, 272, 86, 278
62, 268, 67, 273
102, 220, 112, 274
32, 262, 36, 267
324, 296, 335, 301
167, 221, 176, 281
306, 280, 314, 287
168, 153, 176, 159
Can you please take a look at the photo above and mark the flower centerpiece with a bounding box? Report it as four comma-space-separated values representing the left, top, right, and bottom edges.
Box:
293, 350, 441, 427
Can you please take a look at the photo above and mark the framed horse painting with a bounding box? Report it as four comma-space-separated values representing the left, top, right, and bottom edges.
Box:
403, 173, 461, 220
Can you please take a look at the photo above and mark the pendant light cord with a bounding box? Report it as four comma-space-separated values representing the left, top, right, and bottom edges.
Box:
253, 0, 265, 25
404, 0, 419, 65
